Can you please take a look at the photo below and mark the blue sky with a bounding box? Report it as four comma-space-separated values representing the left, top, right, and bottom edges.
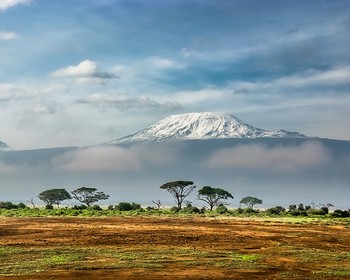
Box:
1, 0, 350, 148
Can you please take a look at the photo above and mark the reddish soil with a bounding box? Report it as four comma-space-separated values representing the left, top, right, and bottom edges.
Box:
0, 216, 349, 279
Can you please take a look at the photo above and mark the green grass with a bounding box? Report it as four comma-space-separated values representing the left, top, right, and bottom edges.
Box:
0, 245, 268, 276
313, 269, 350, 277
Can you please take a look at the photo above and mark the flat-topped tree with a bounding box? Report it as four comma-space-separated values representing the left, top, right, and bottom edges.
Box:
160, 180, 195, 210
38, 188, 71, 208
71, 187, 110, 207
197, 186, 234, 211
239, 196, 263, 209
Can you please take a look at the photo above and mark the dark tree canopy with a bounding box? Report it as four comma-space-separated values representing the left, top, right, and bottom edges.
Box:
71, 187, 110, 207
160, 180, 195, 209
197, 186, 234, 211
239, 196, 263, 209
38, 188, 71, 208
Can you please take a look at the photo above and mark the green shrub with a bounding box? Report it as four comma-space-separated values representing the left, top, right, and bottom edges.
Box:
170, 206, 180, 212
45, 204, 54, 210
320, 207, 329, 214
266, 206, 285, 215
90, 205, 102, 211
17, 202, 27, 209
330, 209, 350, 218
115, 202, 142, 211
0, 201, 17, 209
289, 210, 307, 216
307, 208, 327, 216
182, 206, 200, 214
216, 205, 228, 214
72, 204, 88, 210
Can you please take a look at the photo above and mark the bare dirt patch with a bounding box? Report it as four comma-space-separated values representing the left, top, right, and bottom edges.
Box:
0, 216, 349, 279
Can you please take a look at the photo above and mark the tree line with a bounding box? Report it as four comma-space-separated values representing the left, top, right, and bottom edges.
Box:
1, 180, 261, 211
1, 180, 348, 218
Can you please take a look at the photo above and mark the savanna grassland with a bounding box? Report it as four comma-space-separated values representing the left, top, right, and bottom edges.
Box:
0, 215, 350, 279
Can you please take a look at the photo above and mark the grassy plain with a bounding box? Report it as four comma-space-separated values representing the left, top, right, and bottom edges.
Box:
0, 214, 349, 279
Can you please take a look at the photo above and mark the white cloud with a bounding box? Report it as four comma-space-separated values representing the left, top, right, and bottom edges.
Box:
0, 83, 32, 101
52, 60, 117, 84
77, 93, 181, 111
0, 31, 17, 40
147, 56, 184, 70
272, 66, 350, 88
0, 0, 31, 11
204, 141, 333, 172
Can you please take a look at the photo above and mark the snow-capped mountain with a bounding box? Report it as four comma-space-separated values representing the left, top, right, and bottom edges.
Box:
0, 140, 9, 148
110, 112, 306, 145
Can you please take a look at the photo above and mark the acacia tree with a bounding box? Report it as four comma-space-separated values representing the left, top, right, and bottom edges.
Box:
152, 199, 163, 210
197, 186, 234, 211
239, 196, 263, 209
71, 187, 110, 207
160, 180, 195, 210
38, 188, 71, 208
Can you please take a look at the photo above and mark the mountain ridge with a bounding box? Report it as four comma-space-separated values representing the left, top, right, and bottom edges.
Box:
109, 112, 306, 145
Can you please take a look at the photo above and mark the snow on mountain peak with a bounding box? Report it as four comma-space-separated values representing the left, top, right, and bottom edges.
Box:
110, 112, 306, 145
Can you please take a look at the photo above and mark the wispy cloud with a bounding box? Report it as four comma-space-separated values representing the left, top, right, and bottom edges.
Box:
52, 60, 117, 84
0, 31, 17, 40
0, 0, 31, 11
147, 56, 184, 70
271, 66, 350, 88
76, 93, 182, 111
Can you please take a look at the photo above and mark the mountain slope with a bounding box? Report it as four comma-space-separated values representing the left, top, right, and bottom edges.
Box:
110, 112, 306, 145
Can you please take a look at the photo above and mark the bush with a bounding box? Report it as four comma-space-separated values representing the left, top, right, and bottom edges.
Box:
90, 205, 102, 211
330, 209, 350, 218
306, 208, 327, 216
0, 202, 17, 209
289, 210, 307, 216
182, 206, 200, 214
72, 204, 88, 210
243, 208, 258, 214
170, 206, 180, 212
45, 204, 54, 210
17, 202, 27, 209
216, 205, 228, 214
115, 202, 142, 211
266, 206, 285, 215
107, 205, 114, 210
266, 208, 280, 215
320, 207, 329, 214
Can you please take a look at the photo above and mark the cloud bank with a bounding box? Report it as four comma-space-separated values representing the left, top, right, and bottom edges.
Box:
204, 141, 332, 172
